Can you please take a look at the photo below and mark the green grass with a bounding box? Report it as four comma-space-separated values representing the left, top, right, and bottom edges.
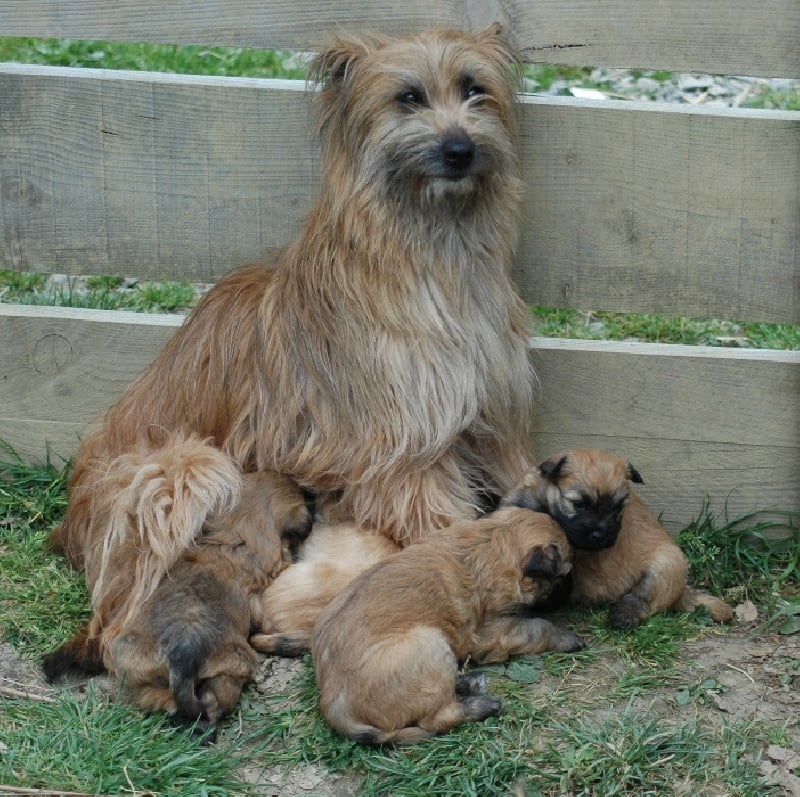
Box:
1, 688, 250, 795
678, 503, 800, 606
531, 306, 800, 351
0, 269, 199, 314
0, 36, 308, 79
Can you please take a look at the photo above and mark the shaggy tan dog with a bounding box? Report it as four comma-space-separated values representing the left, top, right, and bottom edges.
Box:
501, 448, 733, 628
311, 508, 584, 744
45, 24, 535, 725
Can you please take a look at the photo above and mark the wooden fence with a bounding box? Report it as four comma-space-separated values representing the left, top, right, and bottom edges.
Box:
1, 1, 798, 530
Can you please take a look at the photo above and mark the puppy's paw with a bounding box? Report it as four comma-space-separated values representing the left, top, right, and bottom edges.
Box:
608, 594, 648, 630
455, 670, 489, 696
277, 499, 313, 549
524, 543, 564, 580
250, 630, 310, 657
460, 694, 503, 722
555, 629, 588, 652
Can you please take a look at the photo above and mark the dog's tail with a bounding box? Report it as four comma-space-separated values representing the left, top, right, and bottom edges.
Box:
675, 585, 734, 623
87, 433, 242, 641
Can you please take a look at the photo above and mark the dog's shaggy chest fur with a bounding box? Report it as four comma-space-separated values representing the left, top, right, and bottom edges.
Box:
45, 25, 536, 725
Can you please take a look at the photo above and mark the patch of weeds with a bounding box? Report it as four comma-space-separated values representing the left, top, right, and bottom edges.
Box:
0, 440, 68, 531
0, 269, 47, 299
85, 274, 123, 290
674, 676, 730, 707
533, 709, 776, 796
130, 280, 197, 312
530, 306, 800, 351
678, 504, 799, 606
0, 270, 198, 313
524, 64, 594, 91
0, 687, 249, 795
614, 666, 683, 700
0, 442, 85, 654
742, 86, 800, 111
0, 36, 309, 79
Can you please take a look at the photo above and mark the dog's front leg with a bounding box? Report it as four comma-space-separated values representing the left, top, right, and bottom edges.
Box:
470, 615, 586, 664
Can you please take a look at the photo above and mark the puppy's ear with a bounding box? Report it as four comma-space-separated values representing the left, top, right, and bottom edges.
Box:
538, 454, 568, 482
523, 543, 571, 579
626, 462, 644, 485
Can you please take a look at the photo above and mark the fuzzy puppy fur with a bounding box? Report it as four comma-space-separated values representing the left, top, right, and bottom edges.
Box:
44, 471, 311, 731
44, 24, 535, 718
251, 523, 400, 657
311, 507, 585, 745
501, 448, 733, 629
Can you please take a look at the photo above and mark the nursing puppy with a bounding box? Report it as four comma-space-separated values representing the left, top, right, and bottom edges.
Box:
311, 508, 585, 745
251, 523, 400, 656
45, 471, 311, 733
45, 24, 535, 719
501, 448, 733, 629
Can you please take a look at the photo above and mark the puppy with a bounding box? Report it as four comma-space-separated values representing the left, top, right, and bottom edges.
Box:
251, 522, 400, 656
46, 24, 536, 715
45, 470, 311, 731
311, 508, 585, 744
501, 448, 733, 629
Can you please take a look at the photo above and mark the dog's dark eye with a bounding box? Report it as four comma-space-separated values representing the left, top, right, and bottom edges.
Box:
464, 84, 487, 102
397, 88, 426, 109
571, 499, 585, 510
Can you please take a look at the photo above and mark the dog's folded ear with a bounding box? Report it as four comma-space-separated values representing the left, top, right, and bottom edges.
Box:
523, 543, 571, 580
538, 454, 568, 482
626, 462, 644, 485
310, 37, 370, 91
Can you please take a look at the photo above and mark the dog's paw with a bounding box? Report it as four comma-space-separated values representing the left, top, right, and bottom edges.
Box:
42, 632, 106, 682
250, 630, 310, 657
455, 670, 489, 696
557, 629, 588, 652
277, 499, 314, 550
523, 543, 563, 580
608, 594, 648, 630
461, 694, 503, 722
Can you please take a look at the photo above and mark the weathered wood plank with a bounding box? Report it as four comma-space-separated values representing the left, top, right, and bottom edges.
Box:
2, 67, 797, 323
531, 339, 800, 528
516, 96, 800, 324
0, 0, 797, 77
2, 305, 798, 527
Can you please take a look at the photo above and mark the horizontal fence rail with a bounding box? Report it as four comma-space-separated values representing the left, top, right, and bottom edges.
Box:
1, 66, 797, 323
0, 0, 798, 77
1, 304, 798, 528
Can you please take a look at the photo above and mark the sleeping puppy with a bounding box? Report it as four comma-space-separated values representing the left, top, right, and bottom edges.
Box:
501, 448, 733, 629
251, 522, 400, 656
311, 507, 585, 745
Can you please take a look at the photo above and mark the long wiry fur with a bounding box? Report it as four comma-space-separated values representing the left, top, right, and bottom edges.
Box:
46, 24, 535, 712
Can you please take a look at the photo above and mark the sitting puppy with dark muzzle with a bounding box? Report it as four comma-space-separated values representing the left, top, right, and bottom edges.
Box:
501, 448, 733, 629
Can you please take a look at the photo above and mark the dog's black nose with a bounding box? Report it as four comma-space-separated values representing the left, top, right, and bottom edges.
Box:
441, 133, 475, 174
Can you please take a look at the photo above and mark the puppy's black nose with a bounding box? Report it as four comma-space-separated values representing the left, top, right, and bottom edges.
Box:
441, 133, 475, 174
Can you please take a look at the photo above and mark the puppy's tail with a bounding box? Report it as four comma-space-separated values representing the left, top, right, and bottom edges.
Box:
676, 585, 734, 623
90, 433, 241, 639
